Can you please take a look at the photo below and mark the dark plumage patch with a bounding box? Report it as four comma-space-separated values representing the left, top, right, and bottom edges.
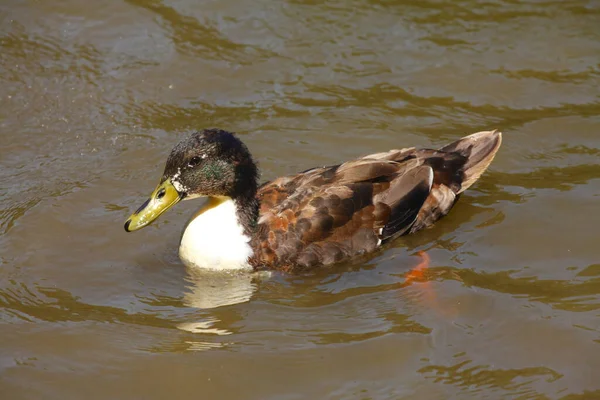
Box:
380, 166, 433, 241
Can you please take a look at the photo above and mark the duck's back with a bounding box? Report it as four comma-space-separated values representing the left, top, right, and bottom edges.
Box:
250, 130, 502, 271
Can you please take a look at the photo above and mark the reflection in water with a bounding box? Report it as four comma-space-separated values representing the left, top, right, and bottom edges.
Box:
181, 268, 268, 309
178, 316, 232, 335
177, 316, 233, 352
176, 269, 269, 350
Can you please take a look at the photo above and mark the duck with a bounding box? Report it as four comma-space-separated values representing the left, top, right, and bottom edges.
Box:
124, 129, 502, 273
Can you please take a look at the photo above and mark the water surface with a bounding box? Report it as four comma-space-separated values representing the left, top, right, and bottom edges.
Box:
1, 0, 600, 398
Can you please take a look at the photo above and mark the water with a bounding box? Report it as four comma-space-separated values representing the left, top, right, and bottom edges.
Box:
1, 0, 599, 398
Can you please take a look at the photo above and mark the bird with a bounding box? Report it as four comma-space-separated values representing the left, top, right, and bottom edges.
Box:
124, 129, 502, 273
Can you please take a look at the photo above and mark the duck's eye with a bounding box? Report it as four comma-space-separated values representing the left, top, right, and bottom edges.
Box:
188, 156, 202, 167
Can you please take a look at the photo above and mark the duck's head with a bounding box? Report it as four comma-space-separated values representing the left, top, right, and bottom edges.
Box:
124, 129, 257, 232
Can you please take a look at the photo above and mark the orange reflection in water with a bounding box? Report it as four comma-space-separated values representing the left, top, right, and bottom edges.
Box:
402, 251, 458, 319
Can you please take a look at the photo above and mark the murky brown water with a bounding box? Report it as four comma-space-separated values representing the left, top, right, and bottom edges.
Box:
2, 0, 600, 398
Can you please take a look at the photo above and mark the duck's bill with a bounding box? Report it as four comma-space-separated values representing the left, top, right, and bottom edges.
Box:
124, 178, 182, 232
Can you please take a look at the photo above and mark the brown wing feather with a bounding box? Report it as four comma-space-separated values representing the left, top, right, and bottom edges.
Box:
251, 159, 432, 271
250, 130, 502, 271
409, 130, 502, 232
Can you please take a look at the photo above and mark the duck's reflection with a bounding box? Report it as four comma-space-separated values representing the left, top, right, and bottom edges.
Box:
181, 268, 270, 309
176, 268, 270, 349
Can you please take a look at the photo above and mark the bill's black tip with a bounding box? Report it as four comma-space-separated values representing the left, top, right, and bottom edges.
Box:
124, 219, 131, 232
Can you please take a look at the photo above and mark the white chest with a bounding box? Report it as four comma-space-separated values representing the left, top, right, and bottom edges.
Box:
178, 198, 253, 271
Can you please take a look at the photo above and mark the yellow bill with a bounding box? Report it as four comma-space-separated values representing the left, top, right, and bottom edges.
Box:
124, 178, 181, 232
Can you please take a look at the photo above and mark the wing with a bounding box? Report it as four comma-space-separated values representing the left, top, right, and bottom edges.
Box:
249, 130, 502, 271
250, 158, 433, 271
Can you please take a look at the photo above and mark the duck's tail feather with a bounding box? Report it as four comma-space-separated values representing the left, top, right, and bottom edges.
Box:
440, 130, 502, 193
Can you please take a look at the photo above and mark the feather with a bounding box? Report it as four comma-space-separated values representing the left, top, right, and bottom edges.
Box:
248, 130, 502, 271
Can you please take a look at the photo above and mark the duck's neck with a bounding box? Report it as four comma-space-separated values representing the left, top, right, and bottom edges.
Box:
230, 156, 261, 237
232, 192, 260, 238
